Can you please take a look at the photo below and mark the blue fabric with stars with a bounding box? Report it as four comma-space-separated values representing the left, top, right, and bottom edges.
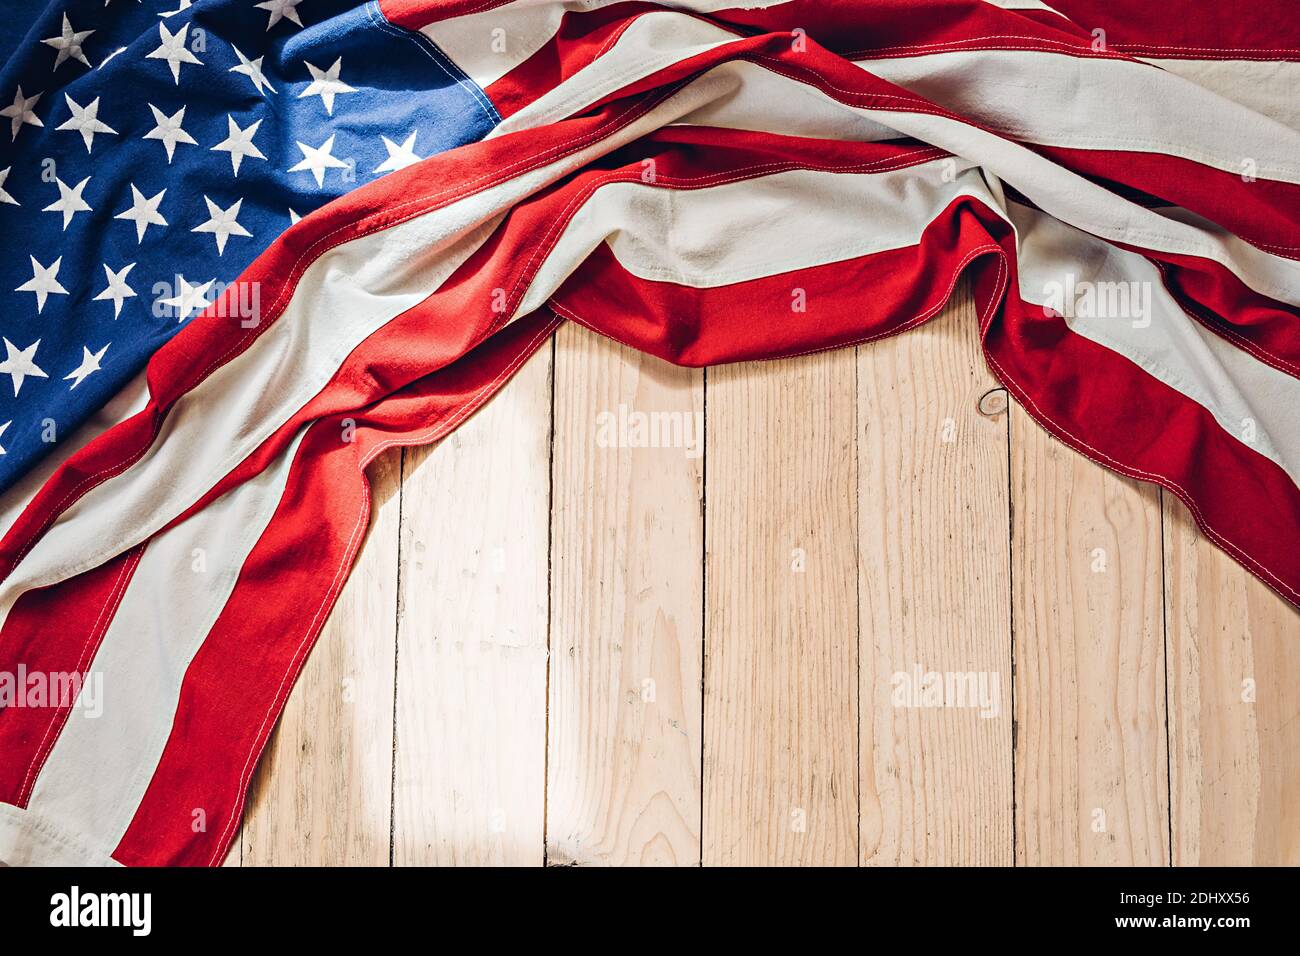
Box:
0, 0, 500, 493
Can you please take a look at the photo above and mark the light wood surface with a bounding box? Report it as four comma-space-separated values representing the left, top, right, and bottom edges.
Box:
392, 350, 552, 867
1010, 404, 1169, 865
548, 326, 704, 866
237, 289, 1299, 866
858, 282, 1013, 866
704, 350, 859, 866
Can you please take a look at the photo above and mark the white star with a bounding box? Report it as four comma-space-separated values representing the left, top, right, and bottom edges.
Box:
159, 0, 193, 17
147, 22, 203, 84
299, 57, 355, 116
255, 0, 305, 31
288, 133, 348, 187
64, 344, 109, 389
42, 175, 92, 230
114, 184, 168, 242
288, 208, 301, 224
1, 86, 43, 141
159, 276, 214, 321
15, 256, 67, 313
93, 262, 137, 318
374, 130, 422, 174
0, 421, 9, 456
192, 196, 252, 255
0, 339, 47, 396
0, 167, 16, 206
143, 103, 196, 162
229, 44, 276, 94
211, 115, 266, 175
56, 94, 116, 153
42, 14, 95, 72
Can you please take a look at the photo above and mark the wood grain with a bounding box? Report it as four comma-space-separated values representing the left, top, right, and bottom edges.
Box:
1164, 496, 1300, 865
1011, 408, 1169, 865
390, 348, 553, 866
547, 326, 704, 866
703, 350, 859, 866
858, 287, 1014, 866
240, 319, 1299, 869
242, 450, 402, 866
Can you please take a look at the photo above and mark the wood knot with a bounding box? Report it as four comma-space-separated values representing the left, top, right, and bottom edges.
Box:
977, 388, 1008, 417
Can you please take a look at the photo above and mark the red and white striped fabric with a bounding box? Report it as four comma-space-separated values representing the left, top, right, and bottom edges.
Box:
1, 0, 1296, 865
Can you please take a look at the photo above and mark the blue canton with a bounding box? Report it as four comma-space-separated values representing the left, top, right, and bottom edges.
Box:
0, 0, 500, 492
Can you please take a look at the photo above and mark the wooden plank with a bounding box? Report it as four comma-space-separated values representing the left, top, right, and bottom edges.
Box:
547, 326, 703, 866
242, 450, 402, 866
391, 346, 552, 866
1011, 408, 1169, 865
857, 287, 1013, 865
1164, 496, 1300, 865
703, 351, 858, 866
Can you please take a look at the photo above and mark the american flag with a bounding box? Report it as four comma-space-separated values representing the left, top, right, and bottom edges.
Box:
0, 0, 1296, 864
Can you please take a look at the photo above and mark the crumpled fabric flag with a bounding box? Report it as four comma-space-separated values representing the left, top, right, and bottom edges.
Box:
0, 0, 1296, 865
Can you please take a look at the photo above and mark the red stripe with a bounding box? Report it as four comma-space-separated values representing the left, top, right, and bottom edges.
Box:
0, 545, 144, 806
1048, 0, 1300, 59
551, 195, 999, 366
1030, 144, 1300, 250
111, 309, 560, 866
720, 0, 1106, 60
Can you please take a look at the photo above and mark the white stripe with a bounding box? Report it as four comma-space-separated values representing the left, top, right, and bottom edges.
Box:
1010, 201, 1300, 485
1138, 58, 1300, 134
489, 10, 744, 138
518, 157, 995, 313
981, 0, 1065, 11
0, 802, 121, 865
20, 429, 307, 860
667, 49, 900, 143
424, 0, 790, 90
0, 65, 751, 624
0, 370, 149, 542
857, 50, 1300, 185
